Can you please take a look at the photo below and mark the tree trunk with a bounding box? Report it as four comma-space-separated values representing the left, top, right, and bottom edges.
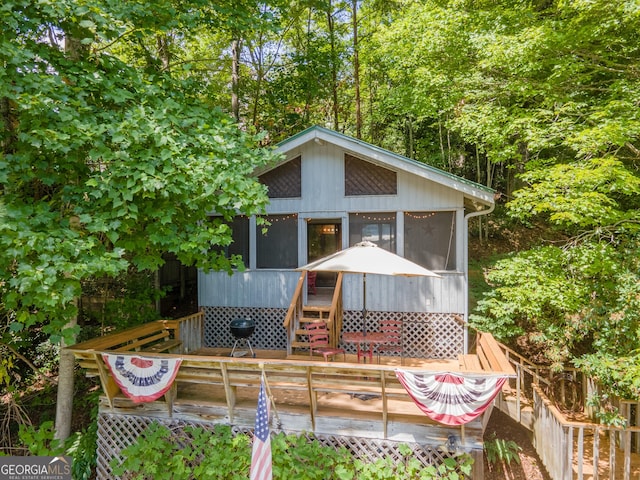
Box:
157, 34, 171, 73
351, 0, 361, 139
155, 269, 162, 314
231, 38, 241, 122
405, 116, 414, 158
303, 9, 313, 123
327, 3, 340, 131
250, 41, 264, 129
438, 116, 446, 167
476, 144, 484, 242
54, 31, 87, 443
54, 305, 78, 441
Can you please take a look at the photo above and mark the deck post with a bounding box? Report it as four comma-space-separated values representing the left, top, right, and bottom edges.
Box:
306, 367, 316, 430
381, 371, 388, 438
220, 363, 235, 423
471, 449, 484, 479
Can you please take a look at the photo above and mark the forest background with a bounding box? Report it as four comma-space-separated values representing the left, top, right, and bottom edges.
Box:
1, 0, 639, 475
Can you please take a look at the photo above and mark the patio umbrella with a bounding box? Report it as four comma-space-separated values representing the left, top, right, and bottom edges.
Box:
297, 241, 440, 334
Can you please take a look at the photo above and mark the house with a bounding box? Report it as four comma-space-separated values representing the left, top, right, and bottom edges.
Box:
198, 125, 495, 357
69, 126, 509, 479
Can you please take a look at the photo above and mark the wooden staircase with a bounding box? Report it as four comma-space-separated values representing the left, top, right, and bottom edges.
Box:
283, 272, 344, 355
290, 306, 333, 351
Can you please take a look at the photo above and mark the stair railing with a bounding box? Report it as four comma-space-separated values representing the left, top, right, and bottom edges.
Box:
283, 271, 306, 355
326, 272, 343, 348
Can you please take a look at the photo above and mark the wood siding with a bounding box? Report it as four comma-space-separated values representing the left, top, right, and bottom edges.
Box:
266, 142, 463, 214
199, 270, 465, 313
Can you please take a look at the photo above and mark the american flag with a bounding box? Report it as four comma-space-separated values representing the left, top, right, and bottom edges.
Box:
250, 378, 272, 480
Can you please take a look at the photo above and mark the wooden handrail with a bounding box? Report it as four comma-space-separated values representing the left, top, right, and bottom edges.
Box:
78, 349, 490, 445
476, 332, 516, 375
327, 272, 343, 348
66, 312, 205, 368
163, 310, 204, 331
283, 271, 306, 329
67, 320, 172, 352
532, 384, 640, 480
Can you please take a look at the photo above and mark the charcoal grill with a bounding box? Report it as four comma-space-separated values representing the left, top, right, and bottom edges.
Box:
229, 317, 255, 357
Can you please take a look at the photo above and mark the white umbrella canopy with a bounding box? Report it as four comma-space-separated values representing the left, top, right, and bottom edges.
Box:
297, 241, 440, 334
299, 241, 440, 277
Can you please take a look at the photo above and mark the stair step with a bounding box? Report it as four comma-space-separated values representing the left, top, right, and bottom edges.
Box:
291, 341, 310, 348
300, 317, 327, 324
302, 311, 330, 318
303, 306, 331, 312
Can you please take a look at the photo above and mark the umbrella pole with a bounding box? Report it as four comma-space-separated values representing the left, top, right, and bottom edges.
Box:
362, 273, 367, 335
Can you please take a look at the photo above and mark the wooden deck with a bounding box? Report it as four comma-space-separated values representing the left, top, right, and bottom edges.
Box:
97, 348, 472, 443
68, 313, 515, 437
68, 311, 516, 479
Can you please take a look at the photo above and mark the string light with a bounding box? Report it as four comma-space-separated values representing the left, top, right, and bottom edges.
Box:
351, 212, 396, 222
404, 212, 438, 220
258, 214, 298, 223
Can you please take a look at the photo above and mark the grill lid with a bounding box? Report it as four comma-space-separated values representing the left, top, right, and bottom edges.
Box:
230, 318, 255, 329
230, 318, 255, 339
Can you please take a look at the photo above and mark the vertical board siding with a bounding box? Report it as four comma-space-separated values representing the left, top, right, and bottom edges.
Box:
200, 138, 475, 319
341, 273, 464, 313
199, 270, 465, 314
267, 143, 464, 214
198, 270, 299, 309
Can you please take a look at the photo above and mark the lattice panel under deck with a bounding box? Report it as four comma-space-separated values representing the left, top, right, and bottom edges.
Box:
341, 311, 464, 359
204, 307, 463, 359
203, 306, 287, 350
97, 413, 469, 480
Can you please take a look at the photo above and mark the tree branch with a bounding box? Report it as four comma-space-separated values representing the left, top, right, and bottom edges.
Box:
92, 28, 138, 53
0, 342, 57, 386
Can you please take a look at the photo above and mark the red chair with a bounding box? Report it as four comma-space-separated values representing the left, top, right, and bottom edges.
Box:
376, 319, 404, 364
307, 271, 317, 295
306, 321, 345, 362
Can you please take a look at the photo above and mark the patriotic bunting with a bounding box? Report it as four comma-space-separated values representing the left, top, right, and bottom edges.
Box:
102, 354, 182, 403
395, 370, 507, 426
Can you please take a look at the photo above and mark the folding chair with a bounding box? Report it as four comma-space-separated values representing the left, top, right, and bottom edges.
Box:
306, 321, 345, 361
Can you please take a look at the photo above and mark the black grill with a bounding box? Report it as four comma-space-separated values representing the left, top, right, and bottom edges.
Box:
230, 318, 255, 357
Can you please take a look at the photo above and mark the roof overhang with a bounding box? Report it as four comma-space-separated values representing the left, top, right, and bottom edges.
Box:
271, 126, 495, 208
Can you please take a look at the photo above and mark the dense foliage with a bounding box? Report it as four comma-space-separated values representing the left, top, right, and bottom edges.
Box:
452, 1, 640, 398
0, 0, 280, 351
111, 423, 473, 480
0, 0, 280, 442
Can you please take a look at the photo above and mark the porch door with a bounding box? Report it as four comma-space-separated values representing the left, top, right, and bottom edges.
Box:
307, 220, 341, 288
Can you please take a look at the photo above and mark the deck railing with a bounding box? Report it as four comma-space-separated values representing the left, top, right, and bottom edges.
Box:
69, 313, 514, 442
533, 385, 640, 480
163, 310, 204, 353
326, 272, 344, 347
493, 340, 640, 480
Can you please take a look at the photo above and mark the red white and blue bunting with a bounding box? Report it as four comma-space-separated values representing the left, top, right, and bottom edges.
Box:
102, 354, 182, 403
395, 370, 507, 426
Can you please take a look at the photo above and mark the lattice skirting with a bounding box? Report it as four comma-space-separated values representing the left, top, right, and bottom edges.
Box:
97, 413, 469, 480
204, 306, 288, 350
204, 307, 463, 359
